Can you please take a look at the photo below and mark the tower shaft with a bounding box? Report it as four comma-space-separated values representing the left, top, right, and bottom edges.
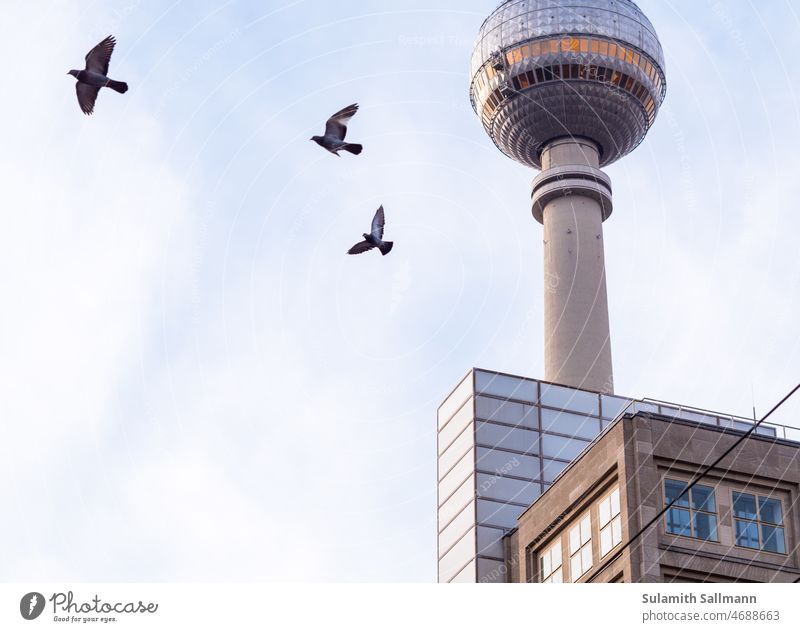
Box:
533, 139, 614, 394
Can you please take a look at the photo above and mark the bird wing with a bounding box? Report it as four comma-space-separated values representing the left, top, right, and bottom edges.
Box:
324, 103, 359, 140
76, 82, 100, 115
85, 35, 116, 75
371, 205, 385, 239
347, 240, 375, 255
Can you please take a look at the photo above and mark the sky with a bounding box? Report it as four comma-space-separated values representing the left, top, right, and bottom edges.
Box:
0, 0, 798, 582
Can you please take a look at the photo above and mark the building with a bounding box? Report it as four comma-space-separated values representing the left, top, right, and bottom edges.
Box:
505, 410, 799, 583
437, 369, 632, 583
439, 0, 797, 584
437, 368, 795, 583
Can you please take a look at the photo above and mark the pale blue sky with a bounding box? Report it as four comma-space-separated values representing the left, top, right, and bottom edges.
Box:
0, 0, 798, 581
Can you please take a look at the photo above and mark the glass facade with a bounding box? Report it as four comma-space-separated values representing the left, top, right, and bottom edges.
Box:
437, 369, 628, 583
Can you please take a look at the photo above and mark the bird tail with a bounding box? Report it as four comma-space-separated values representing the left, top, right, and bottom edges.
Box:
343, 143, 363, 155
379, 241, 394, 256
108, 80, 128, 94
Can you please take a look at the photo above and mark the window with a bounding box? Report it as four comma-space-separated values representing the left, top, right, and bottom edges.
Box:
733, 492, 786, 554
599, 487, 622, 556
561, 37, 579, 53
568, 514, 593, 581
540, 541, 563, 583
664, 479, 718, 541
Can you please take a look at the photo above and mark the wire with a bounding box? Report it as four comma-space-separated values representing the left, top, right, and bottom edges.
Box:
584, 382, 800, 582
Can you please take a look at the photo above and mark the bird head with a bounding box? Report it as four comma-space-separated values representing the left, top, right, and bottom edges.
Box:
310, 135, 322, 143
67, 70, 79, 78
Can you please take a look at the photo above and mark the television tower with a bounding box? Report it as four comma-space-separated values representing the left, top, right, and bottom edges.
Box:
469, 0, 666, 393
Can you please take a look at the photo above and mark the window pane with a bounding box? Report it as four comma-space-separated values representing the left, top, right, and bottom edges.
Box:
610, 488, 621, 516
476, 473, 541, 506
735, 520, 759, 549
476, 499, 525, 529
541, 409, 600, 440
477, 526, 505, 558
570, 555, 581, 582
581, 545, 592, 572
691, 485, 716, 512
476, 421, 539, 453
733, 493, 758, 520
759, 497, 783, 525
478, 557, 506, 583
552, 567, 563, 583
601, 395, 631, 420
542, 458, 569, 483
599, 498, 611, 527
666, 508, 691, 536
476, 448, 538, 479
542, 434, 589, 460
580, 516, 591, 545
611, 516, 622, 546
569, 525, 580, 555
693, 513, 718, 541
761, 525, 786, 554
600, 526, 612, 556
540, 384, 600, 415
475, 396, 521, 423
475, 371, 538, 401
541, 553, 551, 578
551, 542, 562, 569
665, 480, 689, 507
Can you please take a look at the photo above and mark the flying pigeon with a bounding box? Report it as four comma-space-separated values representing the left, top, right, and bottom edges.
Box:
311, 103, 363, 156
348, 206, 393, 256
67, 35, 128, 115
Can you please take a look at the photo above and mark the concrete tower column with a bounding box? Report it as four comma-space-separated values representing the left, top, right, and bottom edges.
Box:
532, 138, 614, 394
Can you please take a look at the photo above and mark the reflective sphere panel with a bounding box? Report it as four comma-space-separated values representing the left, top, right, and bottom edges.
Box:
470, 0, 666, 168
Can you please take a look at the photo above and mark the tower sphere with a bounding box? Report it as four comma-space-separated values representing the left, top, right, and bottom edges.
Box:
470, 0, 667, 169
